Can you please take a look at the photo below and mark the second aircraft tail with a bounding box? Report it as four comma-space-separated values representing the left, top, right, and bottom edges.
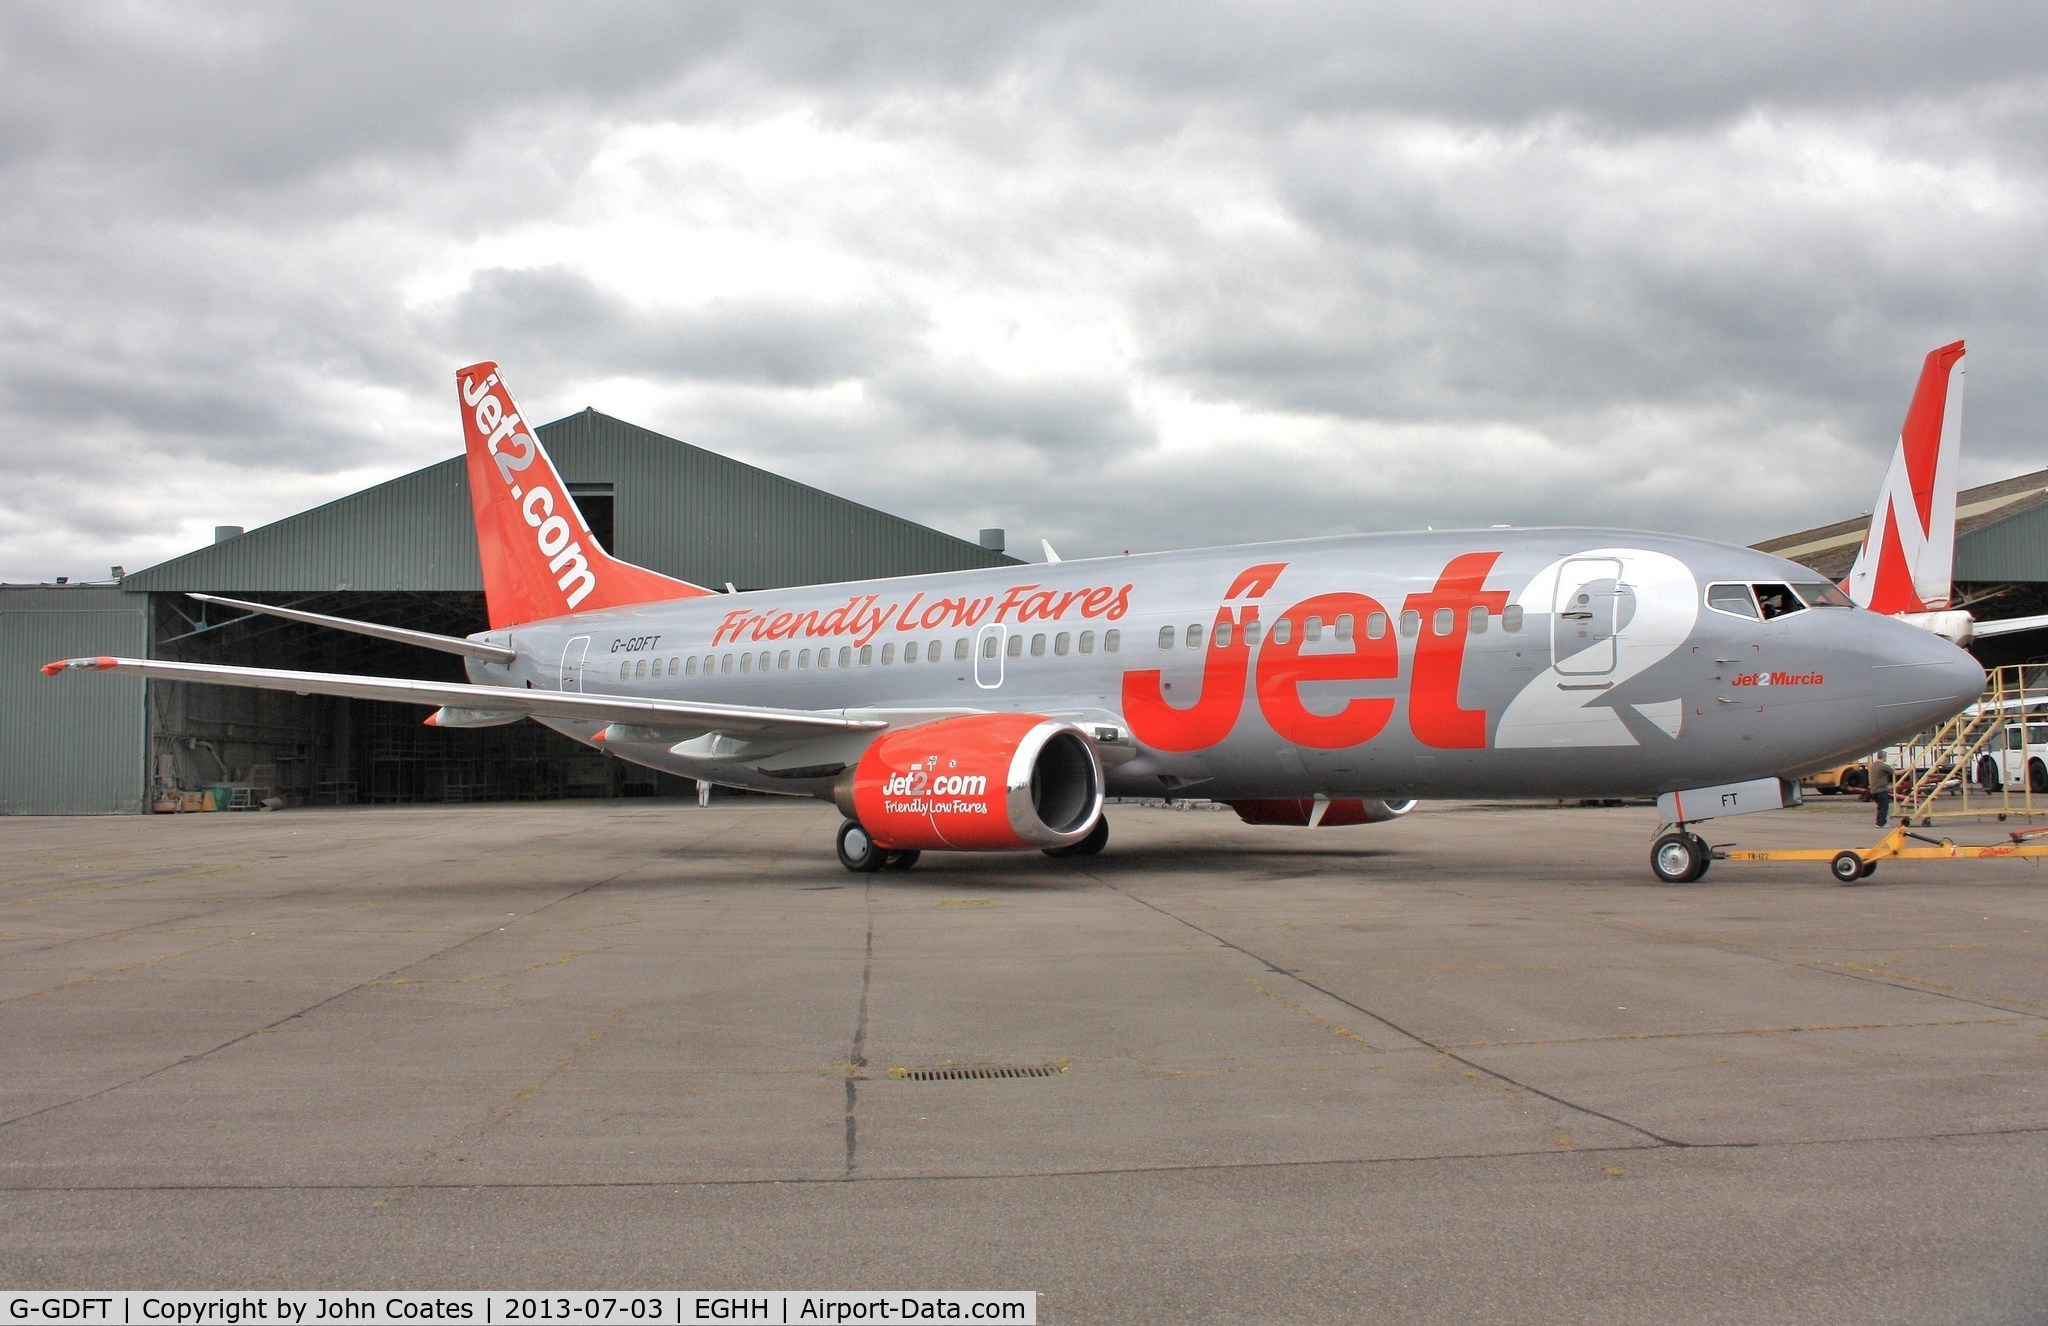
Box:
1844, 340, 1966, 614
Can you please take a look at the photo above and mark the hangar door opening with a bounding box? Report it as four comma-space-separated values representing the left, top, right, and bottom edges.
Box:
150, 591, 695, 805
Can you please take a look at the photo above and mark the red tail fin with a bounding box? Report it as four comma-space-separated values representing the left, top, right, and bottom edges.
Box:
1844, 340, 1965, 614
457, 362, 709, 628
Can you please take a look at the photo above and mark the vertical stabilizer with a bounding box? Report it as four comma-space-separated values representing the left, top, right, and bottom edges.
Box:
1845, 341, 1965, 613
458, 362, 710, 629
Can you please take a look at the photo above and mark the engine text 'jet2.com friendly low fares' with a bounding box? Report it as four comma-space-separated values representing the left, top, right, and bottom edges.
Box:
46, 362, 1985, 883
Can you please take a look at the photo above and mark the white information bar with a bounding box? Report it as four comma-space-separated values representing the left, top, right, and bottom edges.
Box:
2, 1294, 1035, 1326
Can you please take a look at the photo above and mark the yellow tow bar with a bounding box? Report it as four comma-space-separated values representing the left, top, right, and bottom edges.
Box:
1718, 824, 2048, 883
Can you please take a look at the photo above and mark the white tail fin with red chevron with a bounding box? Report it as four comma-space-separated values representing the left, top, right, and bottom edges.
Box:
458, 362, 710, 629
1844, 341, 1965, 614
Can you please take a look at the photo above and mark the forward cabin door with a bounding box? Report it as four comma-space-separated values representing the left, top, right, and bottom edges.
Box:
1552, 557, 1623, 681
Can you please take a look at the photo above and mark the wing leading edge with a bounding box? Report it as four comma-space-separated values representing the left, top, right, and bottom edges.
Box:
42, 656, 885, 740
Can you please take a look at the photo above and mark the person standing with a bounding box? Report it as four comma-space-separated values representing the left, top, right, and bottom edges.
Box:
1869, 757, 1896, 828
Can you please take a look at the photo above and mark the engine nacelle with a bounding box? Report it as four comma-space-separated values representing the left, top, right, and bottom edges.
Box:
1229, 797, 1417, 827
834, 713, 1104, 851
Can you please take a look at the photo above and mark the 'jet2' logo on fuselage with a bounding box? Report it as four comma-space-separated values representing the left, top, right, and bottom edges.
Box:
1122, 553, 1508, 752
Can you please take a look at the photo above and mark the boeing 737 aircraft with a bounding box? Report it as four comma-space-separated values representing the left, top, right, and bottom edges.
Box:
46, 363, 1985, 883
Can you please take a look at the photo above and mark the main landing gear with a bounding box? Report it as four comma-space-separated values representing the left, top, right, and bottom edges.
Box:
1044, 815, 1110, 859
834, 821, 920, 873
1650, 828, 1712, 884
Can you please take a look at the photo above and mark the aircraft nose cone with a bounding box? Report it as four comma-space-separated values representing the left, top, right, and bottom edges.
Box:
1871, 624, 1985, 730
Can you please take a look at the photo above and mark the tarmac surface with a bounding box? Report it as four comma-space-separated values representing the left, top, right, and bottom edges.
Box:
2, 795, 2046, 1322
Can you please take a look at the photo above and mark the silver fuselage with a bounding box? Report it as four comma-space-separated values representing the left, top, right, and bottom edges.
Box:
463, 527, 1984, 804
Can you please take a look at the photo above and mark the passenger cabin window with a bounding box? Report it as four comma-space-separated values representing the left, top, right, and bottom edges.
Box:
1502, 605, 1523, 633
1335, 614, 1354, 643
1214, 622, 1232, 648
1187, 623, 1203, 649
1433, 608, 1454, 637
1007, 635, 1023, 658
1030, 634, 1046, 657
983, 635, 998, 659
859, 645, 872, 665
619, 662, 631, 680
1104, 629, 1121, 654
1304, 617, 1322, 643
1706, 583, 1761, 620
881, 643, 896, 664
1054, 632, 1070, 656
954, 639, 969, 662
686, 657, 698, 677
739, 654, 753, 674
799, 649, 811, 669
1272, 618, 1292, 645
838, 647, 852, 667
928, 641, 942, 662
1399, 610, 1420, 637
1079, 630, 1095, 655
1365, 612, 1387, 639
1158, 626, 1175, 650
1469, 606, 1488, 634
1242, 621, 1261, 647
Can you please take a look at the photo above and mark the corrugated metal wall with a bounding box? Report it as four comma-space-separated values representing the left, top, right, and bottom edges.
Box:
0, 586, 147, 814
126, 411, 1015, 594
1956, 506, 2048, 584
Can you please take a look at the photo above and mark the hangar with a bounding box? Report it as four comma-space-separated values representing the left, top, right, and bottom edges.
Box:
0, 409, 1014, 814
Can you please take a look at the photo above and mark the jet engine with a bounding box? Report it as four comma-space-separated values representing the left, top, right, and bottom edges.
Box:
835, 713, 1104, 851
1229, 797, 1417, 827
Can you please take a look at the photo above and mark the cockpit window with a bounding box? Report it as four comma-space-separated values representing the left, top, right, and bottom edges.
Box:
1754, 583, 1801, 620
1792, 582, 1853, 609
1706, 583, 1760, 620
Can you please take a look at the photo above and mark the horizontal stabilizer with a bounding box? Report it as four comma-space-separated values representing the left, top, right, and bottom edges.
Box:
188, 592, 516, 663
1969, 613, 2048, 640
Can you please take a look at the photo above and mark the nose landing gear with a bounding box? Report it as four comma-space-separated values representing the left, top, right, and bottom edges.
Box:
1650, 828, 1712, 884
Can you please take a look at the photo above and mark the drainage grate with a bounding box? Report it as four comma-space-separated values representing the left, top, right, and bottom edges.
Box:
895, 1063, 1068, 1082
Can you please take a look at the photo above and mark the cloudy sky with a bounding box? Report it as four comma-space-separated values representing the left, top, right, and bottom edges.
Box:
2, 2, 2043, 583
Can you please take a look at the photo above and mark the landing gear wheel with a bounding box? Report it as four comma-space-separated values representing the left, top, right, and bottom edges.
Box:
836, 820, 884, 873
883, 849, 921, 871
1830, 850, 1865, 884
1861, 861, 1878, 879
1045, 815, 1111, 859
1651, 831, 1709, 884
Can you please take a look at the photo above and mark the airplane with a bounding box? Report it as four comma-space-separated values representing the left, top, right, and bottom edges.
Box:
1844, 339, 2048, 644
45, 361, 1986, 884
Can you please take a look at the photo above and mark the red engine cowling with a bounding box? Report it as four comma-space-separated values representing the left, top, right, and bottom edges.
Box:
835, 713, 1105, 851
1229, 797, 1417, 827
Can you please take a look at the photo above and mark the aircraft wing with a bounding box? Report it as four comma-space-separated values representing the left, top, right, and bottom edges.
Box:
41, 656, 886, 738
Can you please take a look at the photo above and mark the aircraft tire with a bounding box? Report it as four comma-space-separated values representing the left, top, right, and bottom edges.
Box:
1044, 814, 1110, 859
883, 849, 922, 871
1831, 851, 1865, 884
836, 820, 885, 873
1651, 832, 1707, 884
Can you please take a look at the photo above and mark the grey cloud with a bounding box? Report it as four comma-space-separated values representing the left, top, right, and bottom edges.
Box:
437, 265, 925, 387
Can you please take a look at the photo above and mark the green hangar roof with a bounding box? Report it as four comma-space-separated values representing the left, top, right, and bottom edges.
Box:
125, 409, 1018, 593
